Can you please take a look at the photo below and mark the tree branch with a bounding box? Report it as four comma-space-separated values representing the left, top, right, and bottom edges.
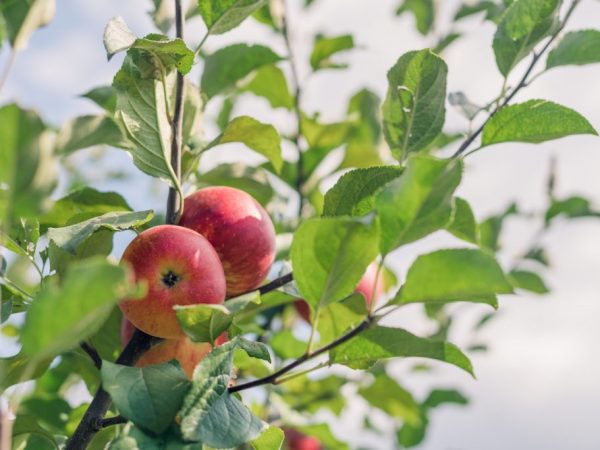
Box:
281, 3, 305, 218
80, 343, 102, 370
452, 0, 580, 158
99, 416, 128, 428
229, 315, 375, 393
66, 2, 187, 448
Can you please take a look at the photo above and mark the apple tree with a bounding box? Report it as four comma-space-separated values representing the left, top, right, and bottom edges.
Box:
1, 0, 599, 449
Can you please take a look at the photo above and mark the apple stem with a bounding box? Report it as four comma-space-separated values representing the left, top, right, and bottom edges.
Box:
452, 0, 581, 158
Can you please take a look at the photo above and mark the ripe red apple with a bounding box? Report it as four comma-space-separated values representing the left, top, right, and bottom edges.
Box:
283, 428, 321, 450
178, 186, 276, 296
121, 319, 226, 379
119, 224, 226, 339
294, 262, 384, 322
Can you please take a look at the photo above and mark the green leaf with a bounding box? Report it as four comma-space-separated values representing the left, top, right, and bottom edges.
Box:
0, 351, 52, 391
252, 426, 284, 450
509, 270, 549, 294
479, 202, 518, 251
88, 307, 123, 362
175, 291, 259, 344
102, 361, 191, 434
446, 197, 479, 244
291, 215, 380, 310
330, 325, 474, 375
393, 248, 512, 306
47, 210, 153, 254
396, 0, 435, 35
195, 163, 274, 206
376, 155, 462, 254
108, 425, 203, 449
310, 34, 354, 71
81, 86, 117, 113
0, 103, 56, 221
271, 330, 306, 359
545, 195, 598, 222
201, 44, 282, 98
454, 1, 502, 22
205, 116, 283, 173
113, 49, 182, 191
493, 0, 561, 76
55, 115, 129, 155
179, 337, 268, 446
322, 166, 403, 217
2, 0, 55, 50
359, 373, 422, 426
316, 293, 368, 343
281, 375, 346, 416
103, 17, 194, 74
244, 65, 293, 110
40, 187, 131, 230
482, 100, 597, 146
12, 415, 58, 449
21, 258, 138, 358
382, 49, 447, 160
547, 30, 600, 69
423, 388, 468, 409
198, 0, 266, 35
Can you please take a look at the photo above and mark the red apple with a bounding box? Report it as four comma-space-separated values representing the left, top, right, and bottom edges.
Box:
283, 428, 321, 450
119, 224, 226, 339
121, 319, 226, 379
294, 262, 384, 322
178, 186, 276, 296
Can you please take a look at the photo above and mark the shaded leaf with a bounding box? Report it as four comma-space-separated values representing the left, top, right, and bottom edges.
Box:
359, 373, 421, 426
198, 0, 266, 35
3, 0, 55, 50
252, 426, 284, 450
310, 34, 354, 71
446, 197, 479, 244
244, 65, 293, 110
396, 0, 435, 35
547, 30, 600, 69
55, 115, 129, 155
509, 270, 549, 294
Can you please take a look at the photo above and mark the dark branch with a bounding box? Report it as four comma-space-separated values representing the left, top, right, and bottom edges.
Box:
230, 273, 294, 299
452, 0, 580, 158
80, 342, 102, 370
229, 315, 374, 393
99, 416, 128, 428
165, 0, 185, 224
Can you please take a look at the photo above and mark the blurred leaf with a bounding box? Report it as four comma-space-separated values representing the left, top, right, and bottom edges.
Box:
482, 100, 597, 146
198, 0, 266, 35
271, 330, 306, 359
201, 44, 282, 98
493, 0, 561, 76
149, 0, 173, 33
216, 96, 235, 131
40, 187, 131, 230
479, 202, 517, 251
393, 248, 512, 306
446, 197, 479, 244
282, 375, 346, 416
55, 115, 129, 155
291, 214, 379, 310
244, 65, 293, 110
3, 0, 55, 50
102, 361, 190, 434
317, 293, 369, 343
524, 247, 550, 266
179, 337, 268, 446
11, 415, 58, 449
295, 424, 349, 450
547, 30, 600, 69
196, 163, 274, 206
47, 210, 153, 254
19, 395, 71, 434
330, 326, 474, 375
454, 1, 501, 22
422, 388, 468, 409
376, 155, 462, 254
359, 373, 421, 426
21, 258, 137, 358
448, 91, 480, 120
103, 17, 193, 73
113, 49, 182, 191
545, 195, 598, 222
88, 307, 123, 362
81, 86, 117, 113
508, 270, 549, 294
107, 425, 203, 449
396, 0, 435, 35
206, 115, 283, 172
310, 34, 354, 71
252, 426, 284, 450
0, 351, 52, 391
323, 166, 403, 217
383, 49, 447, 160
434, 32, 461, 53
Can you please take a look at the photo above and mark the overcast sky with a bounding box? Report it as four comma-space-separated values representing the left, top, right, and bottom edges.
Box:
2, 1, 600, 449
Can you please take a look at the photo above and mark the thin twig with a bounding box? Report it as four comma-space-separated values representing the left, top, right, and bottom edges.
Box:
0, 49, 16, 95
232, 272, 294, 298
99, 416, 128, 428
229, 315, 374, 393
80, 342, 102, 370
281, 3, 305, 218
452, 0, 580, 158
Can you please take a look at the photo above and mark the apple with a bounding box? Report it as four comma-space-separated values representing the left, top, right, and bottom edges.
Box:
121, 319, 226, 379
283, 428, 321, 450
294, 262, 384, 322
178, 186, 276, 296
119, 224, 226, 339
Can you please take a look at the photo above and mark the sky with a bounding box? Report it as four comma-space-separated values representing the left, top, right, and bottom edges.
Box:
1, 1, 600, 449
